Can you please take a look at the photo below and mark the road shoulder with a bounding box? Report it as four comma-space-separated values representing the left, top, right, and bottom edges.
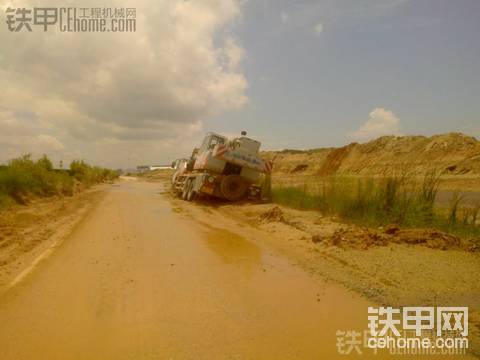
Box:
0, 185, 108, 293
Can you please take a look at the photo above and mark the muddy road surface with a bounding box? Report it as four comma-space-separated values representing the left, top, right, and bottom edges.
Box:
0, 180, 473, 359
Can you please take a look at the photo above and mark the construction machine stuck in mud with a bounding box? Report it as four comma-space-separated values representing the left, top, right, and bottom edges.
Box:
172, 132, 272, 202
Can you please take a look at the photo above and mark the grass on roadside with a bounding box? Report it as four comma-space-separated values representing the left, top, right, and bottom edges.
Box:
0, 155, 118, 209
271, 170, 480, 239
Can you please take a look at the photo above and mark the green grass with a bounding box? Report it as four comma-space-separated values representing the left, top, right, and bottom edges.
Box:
272, 170, 480, 239
0, 155, 118, 209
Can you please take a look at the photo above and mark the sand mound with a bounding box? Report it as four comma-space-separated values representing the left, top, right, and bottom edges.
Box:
263, 132, 480, 178
317, 226, 479, 251
318, 143, 356, 176
259, 206, 286, 223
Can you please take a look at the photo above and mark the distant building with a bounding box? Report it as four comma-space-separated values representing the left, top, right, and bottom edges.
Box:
136, 165, 171, 173
149, 165, 172, 170
136, 165, 150, 173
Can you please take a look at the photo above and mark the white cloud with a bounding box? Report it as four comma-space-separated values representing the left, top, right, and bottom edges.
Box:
223, 37, 245, 71
35, 135, 65, 151
0, 0, 247, 168
313, 23, 323, 34
281, 11, 289, 24
351, 107, 402, 140
0, 109, 65, 162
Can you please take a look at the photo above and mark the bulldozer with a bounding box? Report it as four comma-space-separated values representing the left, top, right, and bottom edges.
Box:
171, 131, 272, 201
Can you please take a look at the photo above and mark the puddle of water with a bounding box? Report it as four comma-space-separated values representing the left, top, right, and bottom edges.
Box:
202, 226, 263, 279
436, 190, 480, 208
196, 225, 476, 359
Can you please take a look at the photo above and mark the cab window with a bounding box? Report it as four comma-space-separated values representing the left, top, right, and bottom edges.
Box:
208, 136, 225, 150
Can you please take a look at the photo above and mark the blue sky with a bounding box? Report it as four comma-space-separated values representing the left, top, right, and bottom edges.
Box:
207, 0, 480, 150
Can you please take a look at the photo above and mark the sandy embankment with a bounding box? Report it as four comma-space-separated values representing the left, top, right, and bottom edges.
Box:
0, 185, 107, 292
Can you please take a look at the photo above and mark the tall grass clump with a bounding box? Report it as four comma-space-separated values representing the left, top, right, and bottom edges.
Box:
271, 186, 322, 210
272, 169, 479, 238
0, 154, 118, 209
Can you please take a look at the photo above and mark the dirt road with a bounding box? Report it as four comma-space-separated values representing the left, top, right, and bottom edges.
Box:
0, 180, 473, 359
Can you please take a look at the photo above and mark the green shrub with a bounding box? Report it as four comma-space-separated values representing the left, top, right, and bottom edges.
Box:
70, 160, 118, 186
0, 155, 118, 208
